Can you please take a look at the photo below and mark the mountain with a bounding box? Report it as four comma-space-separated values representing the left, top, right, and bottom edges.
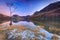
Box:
39, 1, 60, 13
34, 1, 60, 14
0, 14, 11, 24
30, 1, 60, 21
0, 14, 11, 21
12, 15, 25, 22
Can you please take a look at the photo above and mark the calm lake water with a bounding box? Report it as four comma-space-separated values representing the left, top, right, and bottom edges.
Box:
0, 21, 60, 35
0, 21, 60, 40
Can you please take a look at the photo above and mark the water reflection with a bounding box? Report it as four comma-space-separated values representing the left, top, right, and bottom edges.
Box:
0, 20, 60, 35
0, 21, 60, 40
13, 21, 60, 35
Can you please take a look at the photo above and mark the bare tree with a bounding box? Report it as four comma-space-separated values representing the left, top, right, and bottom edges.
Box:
5, 1, 17, 26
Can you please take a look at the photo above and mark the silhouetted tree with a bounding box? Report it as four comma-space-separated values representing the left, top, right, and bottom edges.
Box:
5, 0, 17, 26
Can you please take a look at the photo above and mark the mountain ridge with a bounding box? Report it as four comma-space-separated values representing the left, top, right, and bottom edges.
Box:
29, 1, 60, 21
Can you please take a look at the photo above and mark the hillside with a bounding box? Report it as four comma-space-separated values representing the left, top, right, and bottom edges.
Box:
30, 1, 60, 21
0, 14, 11, 24
0, 14, 11, 20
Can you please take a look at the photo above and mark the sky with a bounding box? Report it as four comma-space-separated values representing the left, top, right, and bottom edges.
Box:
0, 0, 60, 16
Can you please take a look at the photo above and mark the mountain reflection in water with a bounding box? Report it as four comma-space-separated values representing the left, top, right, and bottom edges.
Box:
0, 21, 60, 35
0, 21, 60, 40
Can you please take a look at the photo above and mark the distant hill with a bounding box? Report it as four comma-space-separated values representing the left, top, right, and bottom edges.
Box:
0, 14, 10, 21
29, 1, 60, 22
12, 15, 25, 22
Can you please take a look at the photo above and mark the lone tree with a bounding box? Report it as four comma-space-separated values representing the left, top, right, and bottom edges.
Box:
5, 0, 17, 26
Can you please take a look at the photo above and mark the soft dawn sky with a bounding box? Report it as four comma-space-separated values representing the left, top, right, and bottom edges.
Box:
0, 0, 60, 16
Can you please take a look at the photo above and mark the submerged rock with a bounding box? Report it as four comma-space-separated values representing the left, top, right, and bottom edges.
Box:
7, 29, 35, 40
7, 28, 60, 40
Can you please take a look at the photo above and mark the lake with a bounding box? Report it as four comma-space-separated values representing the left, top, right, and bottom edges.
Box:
0, 21, 60, 40
0, 21, 60, 35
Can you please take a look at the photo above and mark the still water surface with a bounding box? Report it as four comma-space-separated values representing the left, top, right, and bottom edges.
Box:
0, 21, 60, 40
0, 21, 60, 35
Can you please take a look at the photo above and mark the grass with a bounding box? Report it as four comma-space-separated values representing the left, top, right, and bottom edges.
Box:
0, 33, 7, 40
0, 25, 60, 40
0, 25, 29, 40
